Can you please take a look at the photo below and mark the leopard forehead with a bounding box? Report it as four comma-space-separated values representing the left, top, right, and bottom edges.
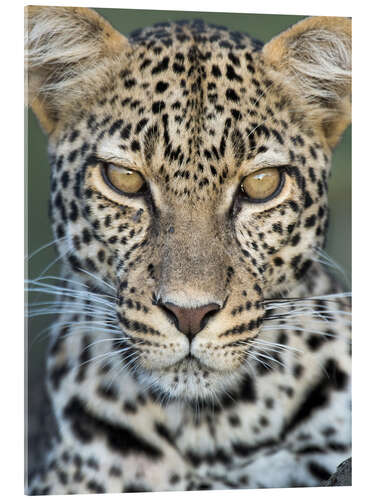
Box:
54, 19, 328, 202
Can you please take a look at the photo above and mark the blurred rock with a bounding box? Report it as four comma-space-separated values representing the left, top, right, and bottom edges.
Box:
325, 458, 352, 487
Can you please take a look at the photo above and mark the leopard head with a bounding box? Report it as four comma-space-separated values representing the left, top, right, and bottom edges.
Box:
26, 7, 351, 400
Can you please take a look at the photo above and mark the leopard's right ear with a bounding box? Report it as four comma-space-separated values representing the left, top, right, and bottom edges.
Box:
25, 6, 130, 134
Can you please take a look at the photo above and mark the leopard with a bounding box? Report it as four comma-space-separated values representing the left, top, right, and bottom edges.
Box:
25, 7, 352, 494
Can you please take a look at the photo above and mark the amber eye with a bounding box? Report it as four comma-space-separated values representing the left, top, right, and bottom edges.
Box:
241, 167, 284, 202
101, 164, 145, 195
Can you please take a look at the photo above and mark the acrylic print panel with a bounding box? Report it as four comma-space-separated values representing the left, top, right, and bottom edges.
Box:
26, 5, 352, 494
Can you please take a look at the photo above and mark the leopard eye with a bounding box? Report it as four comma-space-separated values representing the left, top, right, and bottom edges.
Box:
101, 164, 145, 195
241, 167, 284, 203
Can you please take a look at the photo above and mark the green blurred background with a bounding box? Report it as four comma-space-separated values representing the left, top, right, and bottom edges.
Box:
27, 8, 351, 383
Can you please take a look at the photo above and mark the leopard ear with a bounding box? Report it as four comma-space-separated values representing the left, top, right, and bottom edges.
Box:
25, 6, 130, 134
263, 17, 351, 148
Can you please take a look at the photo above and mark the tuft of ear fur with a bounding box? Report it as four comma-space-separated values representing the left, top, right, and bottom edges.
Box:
25, 6, 129, 133
263, 17, 351, 148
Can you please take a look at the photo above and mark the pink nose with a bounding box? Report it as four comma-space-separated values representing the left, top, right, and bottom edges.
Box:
162, 302, 220, 340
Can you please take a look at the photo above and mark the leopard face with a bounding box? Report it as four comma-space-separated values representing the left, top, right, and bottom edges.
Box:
28, 10, 351, 401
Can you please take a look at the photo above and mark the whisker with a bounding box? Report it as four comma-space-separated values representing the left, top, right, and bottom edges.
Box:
39, 247, 72, 278
77, 268, 116, 292
245, 353, 273, 371
26, 236, 68, 262
75, 345, 139, 369
262, 324, 341, 338
263, 291, 351, 303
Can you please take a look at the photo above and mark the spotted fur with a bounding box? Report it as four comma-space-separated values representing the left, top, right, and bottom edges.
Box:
26, 7, 351, 494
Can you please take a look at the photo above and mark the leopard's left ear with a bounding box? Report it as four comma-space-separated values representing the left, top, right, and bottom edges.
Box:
263, 17, 351, 148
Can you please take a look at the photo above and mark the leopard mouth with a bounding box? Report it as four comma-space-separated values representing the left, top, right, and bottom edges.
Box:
169, 352, 212, 374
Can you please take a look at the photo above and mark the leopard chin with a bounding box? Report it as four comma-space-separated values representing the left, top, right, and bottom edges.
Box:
136, 356, 245, 403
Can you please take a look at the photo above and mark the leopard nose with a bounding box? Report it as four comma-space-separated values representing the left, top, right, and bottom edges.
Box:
161, 302, 220, 340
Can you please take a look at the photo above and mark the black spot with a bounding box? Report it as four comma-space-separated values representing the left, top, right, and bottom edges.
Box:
293, 364, 304, 378
86, 480, 105, 494
211, 64, 221, 78
135, 118, 149, 134
226, 64, 243, 82
289, 201, 299, 213
152, 101, 166, 114
124, 78, 136, 89
228, 414, 241, 427
123, 484, 151, 493
232, 438, 277, 458
265, 397, 274, 409
97, 384, 118, 401
325, 358, 348, 390
61, 171, 70, 189
304, 191, 313, 209
131, 140, 141, 152
109, 119, 124, 136
50, 363, 71, 390
307, 335, 325, 351
76, 335, 91, 383
155, 81, 169, 93
69, 130, 80, 143
271, 129, 284, 144
238, 374, 257, 402
68, 149, 78, 163
308, 462, 331, 481
305, 215, 316, 228
87, 457, 99, 470
283, 358, 348, 435
154, 422, 175, 447
228, 52, 240, 66
109, 466, 122, 477
169, 474, 181, 485
291, 233, 300, 246
121, 124, 132, 140
140, 59, 152, 70
151, 57, 169, 74
226, 88, 240, 102
64, 397, 163, 458
123, 401, 137, 414
309, 146, 317, 159
172, 62, 185, 74
322, 426, 336, 437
